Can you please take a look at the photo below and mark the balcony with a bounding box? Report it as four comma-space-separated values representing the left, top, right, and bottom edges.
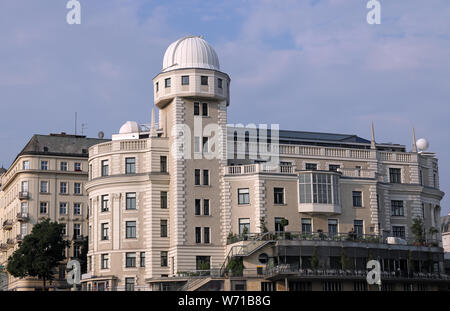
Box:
16, 212, 29, 222
298, 203, 342, 214
226, 163, 296, 176
16, 234, 25, 242
72, 235, 84, 242
2, 220, 12, 230
0, 243, 8, 251
6, 238, 15, 247
19, 191, 30, 200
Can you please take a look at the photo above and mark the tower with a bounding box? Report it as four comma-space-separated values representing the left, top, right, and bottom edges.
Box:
153, 36, 231, 274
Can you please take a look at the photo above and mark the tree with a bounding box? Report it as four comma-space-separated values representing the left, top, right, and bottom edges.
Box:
411, 217, 425, 245
7, 219, 68, 290
78, 236, 89, 274
311, 247, 319, 270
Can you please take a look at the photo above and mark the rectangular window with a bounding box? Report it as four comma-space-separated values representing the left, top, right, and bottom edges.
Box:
194, 102, 200, 116
201, 76, 208, 85
165, 78, 171, 88
74, 162, 81, 171
126, 221, 136, 238
73, 203, 81, 215
21, 181, 29, 192
73, 223, 81, 239
274, 187, 284, 204
329, 164, 340, 172
202, 137, 209, 153
126, 253, 136, 268
203, 199, 210, 216
238, 188, 250, 204
40, 202, 48, 214
23, 161, 30, 170
195, 227, 202, 243
352, 191, 362, 207
126, 192, 136, 210
41, 161, 48, 170
60, 182, 67, 194
160, 191, 168, 209
160, 156, 167, 173
301, 218, 312, 233
59, 203, 67, 215
181, 75, 189, 85
195, 169, 201, 185
60, 162, 67, 171
389, 168, 401, 184
101, 160, 109, 176
354, 220, 364, 236
194, 136, 200, 153
101, 223, 109, 240
328, 219, 338, 236
140, 252, 146, 267
203, 169, 209, 186
392, 226, 405, 239
155, 82, 159, 92
125, 157, 136, 174
204, 227, 210, 244
238, 218, 250, 236
305, 163, 317, 170
202, 103, 208, 116
101, 195, 109, 212
274, 218, 285, 232
195, 199, 201, 216
391, 200, 404, 216
161, 251, 168, 267
74, 182, 81, 194
196, 256, 211, 270
101, 254, 109, 269
61, 224, 67, 236
40, 181, 48, 193
160, 219, 168, 237
218, 78, 223, 89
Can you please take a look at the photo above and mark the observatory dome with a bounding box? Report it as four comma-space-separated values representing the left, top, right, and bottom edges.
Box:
119, 121, 140, 134
162, 36, 220, 72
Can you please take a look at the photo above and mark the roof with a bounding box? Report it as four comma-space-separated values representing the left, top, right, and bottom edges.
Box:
278, 129, 371, 144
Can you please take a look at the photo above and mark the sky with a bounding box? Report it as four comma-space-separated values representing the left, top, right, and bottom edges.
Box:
0, 0, 449, 215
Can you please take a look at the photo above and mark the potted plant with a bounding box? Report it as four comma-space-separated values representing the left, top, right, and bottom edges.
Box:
411, 217, 425, 246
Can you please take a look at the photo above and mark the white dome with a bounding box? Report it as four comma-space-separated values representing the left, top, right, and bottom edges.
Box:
119, 121, 140, 134
416, 138, 429, 151
162, 36, 220, 72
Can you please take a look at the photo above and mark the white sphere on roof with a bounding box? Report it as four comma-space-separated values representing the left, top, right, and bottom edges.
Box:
119, 121, 140, 134
416, 138, 429, 151
162, 36, 220, 72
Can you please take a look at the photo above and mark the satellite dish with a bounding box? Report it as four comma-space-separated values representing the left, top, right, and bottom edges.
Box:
416, 138, 429, 151
98, 131, 105, 139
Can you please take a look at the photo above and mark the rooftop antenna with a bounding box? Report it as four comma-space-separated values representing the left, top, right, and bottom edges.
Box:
370, 122, 376, 150
412, 128, 417, 153
81, 123, 88, 136
75, 112, 78, 135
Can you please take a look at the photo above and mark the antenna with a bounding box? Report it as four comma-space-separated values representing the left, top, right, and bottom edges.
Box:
81, 123, 88, 136
75, 112, 78, 135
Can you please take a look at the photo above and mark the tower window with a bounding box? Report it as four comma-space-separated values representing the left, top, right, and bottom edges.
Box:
202, 103, 208, 116
155, 82, 159, 92
194, 102, 200, 116
218, 78, 223, 89
165, 78, 171, 88
181, 75, 189, 85
201, 76, 208, 85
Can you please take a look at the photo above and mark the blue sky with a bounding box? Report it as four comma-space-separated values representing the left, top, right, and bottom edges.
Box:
0, 0, 449, 215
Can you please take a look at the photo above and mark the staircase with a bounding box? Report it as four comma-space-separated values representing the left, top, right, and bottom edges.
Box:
178, 277, 212, 291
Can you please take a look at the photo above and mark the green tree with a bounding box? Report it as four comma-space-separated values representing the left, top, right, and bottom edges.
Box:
78, 236, 89, 274
6, 219, 68, 290
411, 217, 425, 244
311, 247, 319, 270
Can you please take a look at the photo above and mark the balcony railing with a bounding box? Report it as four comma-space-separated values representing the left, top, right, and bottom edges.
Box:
0, 243, 8, 251
2, 220, 12, 230
16, 234, 25, 242
6, 238, 15, 246
226, 164, 296, 176
19, 191, 30, 200
72, 235, 84, 242
16, 212, 29, 222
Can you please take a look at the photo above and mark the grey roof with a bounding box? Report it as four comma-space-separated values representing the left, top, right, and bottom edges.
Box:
278, 129, 371, 144
17, 133, 110, 160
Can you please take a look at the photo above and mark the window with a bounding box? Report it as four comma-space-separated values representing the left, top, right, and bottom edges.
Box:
155, 82, 159, 92
126, 253, 136, 268
195, 169, 201, 185
126, 193, 136, 210
41, 161, 48, 170
160, 156, 167, 173
40, 181, 48, 193
73, 223, 81, 239
61, 224, 67, 236
202, 103, 208, 116
352, 191, 362, 207
302, 218, 312, 233
73, 245, 81, 258
329, 164, 340, 172
389, 168, 401, 184
101, 195, 109, 212
165, 78, 171, 88
201, 76, 208, 85
125, 157, 136, 174
239, 218, 250, 235
392, 226, 405, 239
140, 252, 145, 267
196, 256, 210, 270
194, 136, 200, 153
126, 221, 136, 239
161, 251, 168, 267
238, 188, 250, 204
354, 220, 363, 236
60, 162, 67, 171
160, 219, 168, 237
181, 75, 189, 85
204, 227, 210, 244
275, 217, 286, 232
328, 219, 338, 236
101, 223, 109, 240
74, 203, 81, 215
194, 102, 200, 116
60, 203, 67, 215
74, 162, 81, 171
21, 181, 29, 192
218, 78, 223, 89
101, 160, 109, 176
101, 254, 109, 269
274, 188, 284, 204
299, 173, 339, 205
60, 182, 67, 194
203, 199, 210, 216
203, 169, 209, 185
195, 227, 202, 243
391, 200, 404, 216
74, 183, 81, 194
23, 160, 30, 170
195, 199, 201, 215
160, 191, 168, 209
40, 202, 48, 214
305, 163, 317, 170
202, 137, 209, 153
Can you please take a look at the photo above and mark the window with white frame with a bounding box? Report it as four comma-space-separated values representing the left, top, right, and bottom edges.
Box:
238, 188, 250, 204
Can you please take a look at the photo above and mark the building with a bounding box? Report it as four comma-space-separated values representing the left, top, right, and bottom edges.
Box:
0, 133, 108, 290
441, 214, 450, 274
81, 36, 448, 291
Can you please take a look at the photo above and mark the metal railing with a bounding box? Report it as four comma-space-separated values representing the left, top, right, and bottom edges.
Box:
19, 191, 29, 200
16, 212, 29, 222
2, 220, 12, 230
